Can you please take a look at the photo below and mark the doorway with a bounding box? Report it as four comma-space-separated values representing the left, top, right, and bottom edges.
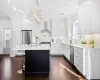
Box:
3, 28, 11, 54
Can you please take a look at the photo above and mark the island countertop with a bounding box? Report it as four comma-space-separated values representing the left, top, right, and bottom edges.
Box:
12, 44, 50, 50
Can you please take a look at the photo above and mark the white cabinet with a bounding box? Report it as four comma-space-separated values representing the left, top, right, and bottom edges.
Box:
78, 0, 93, 34
88, 49, 100, 79
74, 47, 83, 74
0, 48, 3, 54
52, 19, 66, 37
78, 0, 100, 34
73, 46, 100, 79
51, 43, 63, 55
67, 46, 70, 61
93, 0, 100, 33
62, 44, 70, 61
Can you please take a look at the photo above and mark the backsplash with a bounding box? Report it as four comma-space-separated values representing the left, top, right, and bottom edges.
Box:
52, 34, 100, 48
84, 34, 100, 47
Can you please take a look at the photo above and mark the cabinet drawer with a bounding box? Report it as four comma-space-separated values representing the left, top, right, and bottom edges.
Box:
74, 63, 83, 74
74, 55, 83, 67
74, 55, 83, 62
74, 47, 83, 55
74, 63, 80, 71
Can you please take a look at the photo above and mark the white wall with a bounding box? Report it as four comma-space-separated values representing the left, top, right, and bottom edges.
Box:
11, 15, 39, 47
52, 18, 66, 37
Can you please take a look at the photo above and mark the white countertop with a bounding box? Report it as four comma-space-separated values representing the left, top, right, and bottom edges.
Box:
62, 42, 100, 49
12, 44, 50, 50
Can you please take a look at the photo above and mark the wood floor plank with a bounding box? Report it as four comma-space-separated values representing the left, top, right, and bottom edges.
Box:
0, 56, 80, 80
59, 63, 85, 80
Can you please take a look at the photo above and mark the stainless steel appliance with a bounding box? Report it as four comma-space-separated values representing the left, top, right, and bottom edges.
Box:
41, 21, 51, 36
22, 30, 32, 45
69, 46, 74, 64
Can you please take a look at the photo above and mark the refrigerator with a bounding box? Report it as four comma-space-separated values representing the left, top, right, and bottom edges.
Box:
22, 30, 32, 45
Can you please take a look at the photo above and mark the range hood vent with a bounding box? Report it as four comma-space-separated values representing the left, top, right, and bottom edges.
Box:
41, 21, 51, 34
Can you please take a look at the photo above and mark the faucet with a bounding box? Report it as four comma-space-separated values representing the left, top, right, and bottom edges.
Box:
35, 37, 39, 46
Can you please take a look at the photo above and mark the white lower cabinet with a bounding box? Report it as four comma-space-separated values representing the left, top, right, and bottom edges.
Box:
73, 46, 100, 79
74, 47, 83, 74
0, 48, 3, 54
51, 43, 63, 55
62, 44, 70, 61
89, 49, 100, 79
66, 45, 70, 61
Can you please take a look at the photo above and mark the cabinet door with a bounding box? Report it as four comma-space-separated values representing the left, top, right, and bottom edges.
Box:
51, 43, 63, 55
65, 45, 70, 61
78, 0, 93, 34
67, 46, 70, 61
74, 47, 83, 73
90, 49, 100, 79
0, 48, 3, 54
52, 19, 66, 37
25, 50, 49, 75
62, 44, 67, 56
93, 0, 100, 33
62, 44, 70, 61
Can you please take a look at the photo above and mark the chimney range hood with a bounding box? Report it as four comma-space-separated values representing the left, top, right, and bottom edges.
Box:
41, 21, 51, 34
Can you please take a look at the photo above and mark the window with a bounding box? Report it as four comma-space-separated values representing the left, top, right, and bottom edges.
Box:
72, 21, 82, 39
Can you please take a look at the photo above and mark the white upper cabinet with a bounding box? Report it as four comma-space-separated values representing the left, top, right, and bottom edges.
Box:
78, 0, 93, 34
52, 19, 66, 37
93, 0, 100, 33
78, 0, 100, 34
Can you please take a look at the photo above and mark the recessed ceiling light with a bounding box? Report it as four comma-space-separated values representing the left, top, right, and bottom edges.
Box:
68, 1, 72, 4
8, 0, 11, 3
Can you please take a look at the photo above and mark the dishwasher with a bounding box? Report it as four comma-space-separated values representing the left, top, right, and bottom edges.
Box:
69, 46, 74, 64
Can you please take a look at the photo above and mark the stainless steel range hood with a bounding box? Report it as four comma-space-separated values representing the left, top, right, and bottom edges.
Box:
41, 21, 51, 34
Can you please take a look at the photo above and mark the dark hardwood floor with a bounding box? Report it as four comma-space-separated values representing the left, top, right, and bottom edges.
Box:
0, 56, 80, 80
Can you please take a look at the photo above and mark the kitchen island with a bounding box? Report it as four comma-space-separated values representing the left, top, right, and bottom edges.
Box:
12, 44, 50, 75
12, 44, 50, 56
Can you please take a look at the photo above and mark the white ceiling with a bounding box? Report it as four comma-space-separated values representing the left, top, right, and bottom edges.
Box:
38, 0, 79, 19
0, 0, 81, 20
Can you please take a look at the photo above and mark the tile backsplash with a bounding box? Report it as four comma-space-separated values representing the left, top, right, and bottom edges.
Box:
54, 34, 100, 48
84, 34, 100, 47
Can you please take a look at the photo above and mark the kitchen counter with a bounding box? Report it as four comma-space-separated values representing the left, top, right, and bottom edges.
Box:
11, 44, 50, 57
12, 44, 50, 50
62, 42, 100, 49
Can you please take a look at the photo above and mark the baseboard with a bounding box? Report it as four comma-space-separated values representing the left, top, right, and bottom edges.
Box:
63, 55, 86, 79
1, 54, 10, 56
63, 55, 73, 66
50, 54, 64, 57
